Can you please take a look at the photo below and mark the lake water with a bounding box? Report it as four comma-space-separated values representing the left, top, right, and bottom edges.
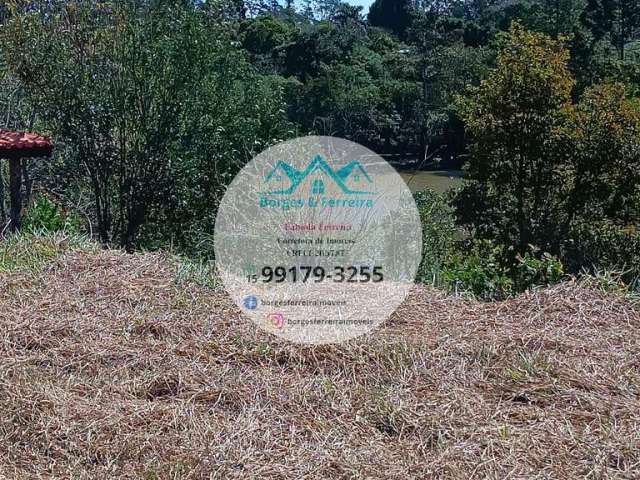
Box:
399, 170, 463, 193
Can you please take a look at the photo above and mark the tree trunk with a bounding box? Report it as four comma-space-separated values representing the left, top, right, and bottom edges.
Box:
619, 11, 626, 61
122, 201, 145, 253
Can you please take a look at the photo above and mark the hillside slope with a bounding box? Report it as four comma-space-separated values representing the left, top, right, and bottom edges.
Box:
0, 244, 639, 479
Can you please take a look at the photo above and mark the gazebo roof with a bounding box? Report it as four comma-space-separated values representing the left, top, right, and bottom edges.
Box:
0, 129, 53, 159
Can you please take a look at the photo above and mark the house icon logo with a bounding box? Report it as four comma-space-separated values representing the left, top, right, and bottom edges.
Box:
264, 155, 374, 195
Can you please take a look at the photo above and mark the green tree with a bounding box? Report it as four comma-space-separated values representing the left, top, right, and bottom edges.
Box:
242, 15, 294, 56
331, 3, 366, 29
457, 23, 640, 277
456, 23, 575, 253
480, 0, 587, 37
582, 0, 640, 60
368, 0, 414, 38
565, 83, 640, 224
2, 1, 290, 250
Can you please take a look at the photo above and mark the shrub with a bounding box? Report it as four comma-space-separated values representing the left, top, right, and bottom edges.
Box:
22, 195, 82, 234
413, 187, 565, 298
455, 23, 574, 253
440, 241, 564, 300
413, 188, 457, 285
514, 247, 564, 292
441, 240, 514, 300
564, 220, 640, 290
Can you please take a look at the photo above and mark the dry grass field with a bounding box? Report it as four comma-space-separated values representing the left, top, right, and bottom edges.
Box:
0, 235, 639, 479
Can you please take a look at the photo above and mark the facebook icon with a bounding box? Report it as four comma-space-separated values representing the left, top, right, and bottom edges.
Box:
243, 296, 259, 310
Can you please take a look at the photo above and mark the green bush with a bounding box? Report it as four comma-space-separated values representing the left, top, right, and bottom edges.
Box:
455, 25, 640, 275
440, 241, 564, 300
413, 188, 457, 285
413, 188, 564, 299
515, 247, 564, 292
441, 240, 514, 300
565, 220, 640, 290
23, 195, 82, 234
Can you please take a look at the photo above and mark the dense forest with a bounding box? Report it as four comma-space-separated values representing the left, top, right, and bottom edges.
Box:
0, 0, 638, 297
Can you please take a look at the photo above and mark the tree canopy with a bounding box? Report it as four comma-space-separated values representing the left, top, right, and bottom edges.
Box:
0, 0, 638, 283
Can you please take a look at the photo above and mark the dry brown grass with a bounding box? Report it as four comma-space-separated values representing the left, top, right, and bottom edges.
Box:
0, 247, 639, 479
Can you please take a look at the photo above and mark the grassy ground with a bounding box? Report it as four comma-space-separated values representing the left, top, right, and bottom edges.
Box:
0, 235, 639, 479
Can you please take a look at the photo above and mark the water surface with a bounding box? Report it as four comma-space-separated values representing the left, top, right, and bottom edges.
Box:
400, 170, 463, 193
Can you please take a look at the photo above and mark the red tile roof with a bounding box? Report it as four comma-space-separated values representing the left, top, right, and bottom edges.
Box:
0, 129, 53, 158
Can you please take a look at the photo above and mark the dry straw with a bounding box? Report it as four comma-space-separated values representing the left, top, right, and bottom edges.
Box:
0, 248, 638, 478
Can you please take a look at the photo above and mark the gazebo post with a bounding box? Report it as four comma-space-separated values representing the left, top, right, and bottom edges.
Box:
9, 156, 22, 231
0, 157, 5, 225
0, 130, 53, 233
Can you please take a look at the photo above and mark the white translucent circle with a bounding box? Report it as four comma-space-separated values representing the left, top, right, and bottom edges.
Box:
215, 136, 422, 344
